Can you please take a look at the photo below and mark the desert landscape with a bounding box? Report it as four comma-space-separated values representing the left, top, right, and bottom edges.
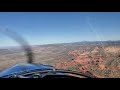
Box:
0, 41, 120, 78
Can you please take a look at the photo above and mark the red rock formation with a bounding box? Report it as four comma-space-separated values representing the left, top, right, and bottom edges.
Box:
55, 47, 119, 78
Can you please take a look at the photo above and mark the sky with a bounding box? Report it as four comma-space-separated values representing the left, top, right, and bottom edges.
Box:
0, 12, 120, 47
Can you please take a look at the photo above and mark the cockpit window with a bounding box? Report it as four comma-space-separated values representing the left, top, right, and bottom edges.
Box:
0, 12, 120, 78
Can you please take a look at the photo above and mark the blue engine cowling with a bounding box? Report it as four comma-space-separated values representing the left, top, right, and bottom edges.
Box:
0, 63, 61, 78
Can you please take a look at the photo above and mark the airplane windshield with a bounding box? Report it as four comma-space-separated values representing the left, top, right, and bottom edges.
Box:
0, 12, 120, 78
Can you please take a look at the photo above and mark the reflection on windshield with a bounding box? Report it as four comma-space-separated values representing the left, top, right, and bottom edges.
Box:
0, 12, 120, 78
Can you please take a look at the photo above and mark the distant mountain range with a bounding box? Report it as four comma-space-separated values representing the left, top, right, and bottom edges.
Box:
34, 40, 120, 47
0, 40, 120, 49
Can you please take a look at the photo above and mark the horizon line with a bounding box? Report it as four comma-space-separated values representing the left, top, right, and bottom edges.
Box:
0, 40, 120, 48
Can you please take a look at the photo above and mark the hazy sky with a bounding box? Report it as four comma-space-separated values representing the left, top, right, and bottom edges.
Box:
0, 12, 120, 47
